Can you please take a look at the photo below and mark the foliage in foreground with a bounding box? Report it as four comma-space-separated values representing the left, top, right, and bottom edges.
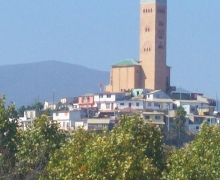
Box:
164, 122, 220, 180
14, 115, 66, 179
0, 96, 19, 179
45, 115, 165, 180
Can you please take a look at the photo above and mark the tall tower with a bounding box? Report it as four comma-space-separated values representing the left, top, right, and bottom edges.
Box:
140, 0, 170, 92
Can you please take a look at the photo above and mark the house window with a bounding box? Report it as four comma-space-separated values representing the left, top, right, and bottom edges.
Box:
196, 126, 200, 130
145, 115, 150, 119
106, 103, 110, 109
107, 94, 111, 98
136, 103, 139, 107
82, 97, 90, 103
154, 102, 160, 107
120, 103, 124, 106
155, 116, 161, 120
97, 103, 101, 108
30, 112, 33, 119
99, 94, 103, 98
190, 108, 195, 112
148, 102, 151, 107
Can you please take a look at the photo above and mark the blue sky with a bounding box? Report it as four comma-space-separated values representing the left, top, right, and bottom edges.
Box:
0, 0, 220, 99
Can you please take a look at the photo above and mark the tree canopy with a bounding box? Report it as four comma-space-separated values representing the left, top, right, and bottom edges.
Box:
0, 96, 19, 179
164, 121, 220, 179
45, 114, 165, 179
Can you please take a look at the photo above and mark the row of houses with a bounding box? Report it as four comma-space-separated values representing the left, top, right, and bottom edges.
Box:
20, 89, 219, 133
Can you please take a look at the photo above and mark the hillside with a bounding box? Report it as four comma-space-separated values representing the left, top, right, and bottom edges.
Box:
0, 61, 109, 107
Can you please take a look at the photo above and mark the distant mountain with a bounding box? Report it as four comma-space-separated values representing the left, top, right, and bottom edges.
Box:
0, 61, 109, 107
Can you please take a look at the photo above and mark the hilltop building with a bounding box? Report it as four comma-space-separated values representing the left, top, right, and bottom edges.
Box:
105, 0, 171, 93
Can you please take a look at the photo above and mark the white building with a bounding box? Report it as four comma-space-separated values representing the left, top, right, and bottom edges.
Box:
53, 110, 82, 130
185, 115, 218, 133
44, 101, 57, 110
75, 119, 88, 130
116, 99, 144, 110
145, 98, 174, 111
19, 110, 39, 130
146, 90, 171, 100
94, 92, 125, 110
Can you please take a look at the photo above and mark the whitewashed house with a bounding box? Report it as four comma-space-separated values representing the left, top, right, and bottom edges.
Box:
94, 92, 125, 110
146, 90, 171, 100
44, 101, 57, 110
174, 100, 209, 108
116, 99, 144, 110
19, 110, 39, 130
185, 114, 218, 133
53, 110, 82, 130
60, 97, 79, 110
145, 98, 174, 111
75, 119, 88, 130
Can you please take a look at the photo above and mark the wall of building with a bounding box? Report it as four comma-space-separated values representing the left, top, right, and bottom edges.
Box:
106, 66, 141, 93
143, 112, 165, 124
140, 1, 169, 92
78, 95, 94, 107
182, 105, 198, 115
116, 100, 144, 110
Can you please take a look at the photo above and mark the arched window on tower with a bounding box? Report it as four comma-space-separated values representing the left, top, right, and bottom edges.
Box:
145, 25, 150, 32
143, 42, 152, 53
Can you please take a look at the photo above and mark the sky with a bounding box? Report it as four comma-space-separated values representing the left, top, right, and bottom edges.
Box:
0, 0, 220, 99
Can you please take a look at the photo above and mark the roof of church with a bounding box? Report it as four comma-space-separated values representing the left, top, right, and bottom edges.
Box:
140, 0, 167, 4
112, 59, 140, 67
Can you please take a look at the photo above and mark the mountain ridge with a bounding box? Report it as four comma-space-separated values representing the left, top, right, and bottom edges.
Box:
0, 61, 109, 107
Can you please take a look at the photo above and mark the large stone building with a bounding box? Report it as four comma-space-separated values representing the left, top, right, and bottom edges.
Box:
105, 0, 170, 93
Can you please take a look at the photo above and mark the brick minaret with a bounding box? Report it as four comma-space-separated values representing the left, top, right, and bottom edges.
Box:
140, 0, 170, 92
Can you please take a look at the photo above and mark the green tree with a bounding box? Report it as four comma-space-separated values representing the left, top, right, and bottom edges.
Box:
0, 96, 19, 179
45, 114, 165, 179
17, 105, 26, 117
163, 121, 220, 180
14, 115, 66, 179
56, 102, 69, 111
43, 128, 95, 179
18, 102, 44, 116
174, 106, 186, 148
32, 102, 44, 111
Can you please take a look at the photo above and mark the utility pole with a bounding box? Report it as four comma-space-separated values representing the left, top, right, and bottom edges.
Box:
52, 89, 55, 110
180, 85, 182, 107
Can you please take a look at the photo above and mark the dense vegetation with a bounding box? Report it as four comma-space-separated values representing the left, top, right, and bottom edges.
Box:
1, 96, 220, 179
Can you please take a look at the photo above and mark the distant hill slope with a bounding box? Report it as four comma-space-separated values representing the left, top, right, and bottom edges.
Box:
0, 61, 109, 107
